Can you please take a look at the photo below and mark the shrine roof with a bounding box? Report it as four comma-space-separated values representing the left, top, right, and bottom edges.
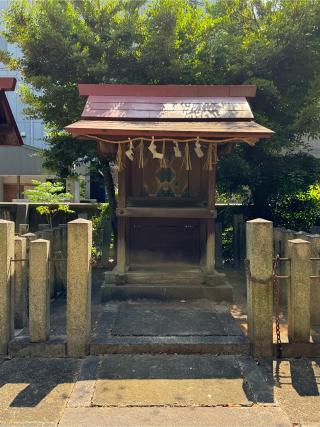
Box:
0, 78, 23, 146
80, 84, 256, 121
65, 84, 274, 141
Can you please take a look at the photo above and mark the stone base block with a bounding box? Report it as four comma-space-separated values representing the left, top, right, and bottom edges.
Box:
103, 268, 233, 302
8, 335, 66, 357
90, 335, 249, 355
102, 284, 233, 302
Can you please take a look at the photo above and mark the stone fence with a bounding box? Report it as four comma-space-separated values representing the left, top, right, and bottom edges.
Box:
0, 218, 91, 357
247, 219, 320, 357
16, 223, 68, 302
273, 226, 320, 322
1, 216, 318, 358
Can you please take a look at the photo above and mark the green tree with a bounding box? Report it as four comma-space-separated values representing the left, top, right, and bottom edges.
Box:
204, 0, 320, 216
1, 0, 320, 226
25, 180, 74, 228
0, 0, 147, 236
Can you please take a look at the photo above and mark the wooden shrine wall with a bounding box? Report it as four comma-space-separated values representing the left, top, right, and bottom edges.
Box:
127, 142, 210, 206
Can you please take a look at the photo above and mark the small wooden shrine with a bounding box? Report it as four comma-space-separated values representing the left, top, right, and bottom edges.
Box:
0, 78, 23, 146
66, 84, 273, 301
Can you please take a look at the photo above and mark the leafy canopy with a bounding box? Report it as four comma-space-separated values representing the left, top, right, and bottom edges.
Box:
25, 180, 74, 227
1, 0, 320, 221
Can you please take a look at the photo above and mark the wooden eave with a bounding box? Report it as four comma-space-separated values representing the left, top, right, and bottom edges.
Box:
0, 78, 23, 146
65, 119, 273, 140
0, 77, 16, 91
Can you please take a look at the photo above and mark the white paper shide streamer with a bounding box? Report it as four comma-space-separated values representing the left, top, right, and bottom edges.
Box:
125, 138, 134, 160
194, 136, 204, 158
173, 141, 182, 157
148, 136, 163, 160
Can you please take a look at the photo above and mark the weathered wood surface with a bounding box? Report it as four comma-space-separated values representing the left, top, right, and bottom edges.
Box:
65, 119, 273, 138
78, 84, 257, 97
83, 96, 253, 120
116, 207, 217, 218
129, 218, 200, 265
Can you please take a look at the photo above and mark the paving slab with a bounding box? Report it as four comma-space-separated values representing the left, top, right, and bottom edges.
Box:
97, 354, 242, 380
91, 354, 267, 407
111, 302, 242, 336
58, 407, 292, 427
94, 378, 251, 406
271, 359, 320, 425
0, 358, 81, 426
67, 357, 101, 408
0, 406, 63, 425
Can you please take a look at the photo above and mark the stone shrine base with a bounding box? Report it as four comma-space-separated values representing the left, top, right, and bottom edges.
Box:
103, 265, 233, 302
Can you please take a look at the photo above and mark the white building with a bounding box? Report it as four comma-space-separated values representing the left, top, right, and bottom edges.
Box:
0, 0, 46, 149
0, 0, 91, 202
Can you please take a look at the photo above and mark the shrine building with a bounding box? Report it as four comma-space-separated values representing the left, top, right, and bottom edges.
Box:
65, 84, 273, 301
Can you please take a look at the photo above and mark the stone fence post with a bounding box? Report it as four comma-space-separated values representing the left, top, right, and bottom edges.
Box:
246, 218, 273, 356
288, 239, 311, 343
0, 220, 14, 354
67, 219, 92, 357
279, 229, 295, 306
59, 224, 67, 289
41, 229, 55, 297
29, 239, 50, 342
308, 234, 320, 325
14, 236, 27, 329
273, 227, 283, 257
18, 224, 29, 235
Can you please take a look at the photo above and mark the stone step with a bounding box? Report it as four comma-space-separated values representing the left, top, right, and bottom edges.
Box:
101, 283, 233, 302
90, 335, 249, 355
105, 269, 207, 285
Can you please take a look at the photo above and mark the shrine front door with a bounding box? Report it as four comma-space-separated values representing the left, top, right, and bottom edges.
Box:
129, 218, 200, 266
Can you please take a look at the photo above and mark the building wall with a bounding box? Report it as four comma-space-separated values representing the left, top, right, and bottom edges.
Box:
0, 0, 46, 149
308, 139, 320, 159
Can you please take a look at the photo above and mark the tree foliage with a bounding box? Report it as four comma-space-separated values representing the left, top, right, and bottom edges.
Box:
1, 0, 320, 224
25, 180, 74, 227
271, 184, 320, 231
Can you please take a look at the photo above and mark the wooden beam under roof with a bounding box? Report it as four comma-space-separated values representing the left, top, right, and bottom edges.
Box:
79, 84, 257, 98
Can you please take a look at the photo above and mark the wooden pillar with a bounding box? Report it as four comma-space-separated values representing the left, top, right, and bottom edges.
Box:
117, 161, 127, 274
206, 150, 216, 274
206, 220, 215, 274
17, 175, 21, 199
233, 214, 245, 268
215, 222, 223, 269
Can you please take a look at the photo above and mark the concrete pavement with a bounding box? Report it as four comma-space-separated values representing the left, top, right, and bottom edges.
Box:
0, 355, 318, 426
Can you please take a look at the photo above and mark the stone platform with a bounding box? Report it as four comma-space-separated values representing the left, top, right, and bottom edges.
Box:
90, 301, 248, 355
9, 299, 249, 357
